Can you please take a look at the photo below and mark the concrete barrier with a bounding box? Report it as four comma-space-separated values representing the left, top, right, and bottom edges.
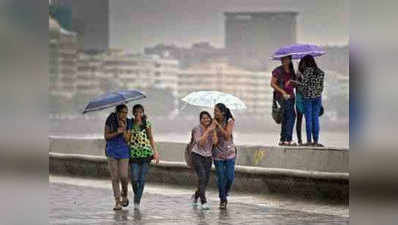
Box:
50, 152, 349, 202
49, 136, 349, 173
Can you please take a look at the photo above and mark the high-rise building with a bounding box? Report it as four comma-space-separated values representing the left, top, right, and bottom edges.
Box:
52, 0, 109, 51
225, 11, 297, 70
177, 63, 273, 117
49, 16, 78, 99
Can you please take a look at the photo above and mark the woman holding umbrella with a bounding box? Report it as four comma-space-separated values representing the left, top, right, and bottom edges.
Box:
213, 103, 237, 209
270, 55, 297, 146
297, 55, 325, 147
104, 104, 131, 210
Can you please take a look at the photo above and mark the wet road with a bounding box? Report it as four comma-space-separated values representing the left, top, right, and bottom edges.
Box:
50, 176, 349, 225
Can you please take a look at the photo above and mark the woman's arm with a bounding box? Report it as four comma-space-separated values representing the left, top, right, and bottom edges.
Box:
271, 76, 287, 96
123, 130, 131, 143
146, 127, 160, 164
212, 129, 218, 145
104, 126, 123, 141
215, 120, 234, 140
193, 126, 214, 147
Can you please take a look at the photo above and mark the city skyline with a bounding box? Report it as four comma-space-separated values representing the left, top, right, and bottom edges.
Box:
110, 0, 348, 53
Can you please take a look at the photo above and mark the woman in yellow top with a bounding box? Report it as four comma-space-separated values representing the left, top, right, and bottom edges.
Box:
125, 104, 160, 210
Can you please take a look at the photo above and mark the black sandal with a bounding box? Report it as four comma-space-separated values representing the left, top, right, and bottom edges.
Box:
122, 198, 129, 207
219, 201, 227, 209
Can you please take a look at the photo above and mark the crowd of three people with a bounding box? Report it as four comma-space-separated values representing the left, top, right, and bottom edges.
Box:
271, 54, 325, 147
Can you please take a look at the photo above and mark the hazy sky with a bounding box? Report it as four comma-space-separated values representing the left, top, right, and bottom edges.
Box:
110, 0, 348, 53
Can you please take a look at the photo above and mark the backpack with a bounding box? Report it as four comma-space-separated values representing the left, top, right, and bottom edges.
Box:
184, 130, 195, 168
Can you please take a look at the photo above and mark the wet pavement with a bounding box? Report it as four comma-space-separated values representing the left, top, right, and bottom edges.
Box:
50, 176, 349, 225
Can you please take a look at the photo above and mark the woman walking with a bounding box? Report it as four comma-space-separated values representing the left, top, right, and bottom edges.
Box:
104, 104, 130, 210
127, 104, 160, 210
213, 103, 237, 209
190, 111, 218, 210
298, 55, 325, 147
270, 55, 297, 146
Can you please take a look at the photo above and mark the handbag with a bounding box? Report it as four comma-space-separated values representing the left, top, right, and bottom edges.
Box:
272, 92, 283, 124
184, 130, 194, 168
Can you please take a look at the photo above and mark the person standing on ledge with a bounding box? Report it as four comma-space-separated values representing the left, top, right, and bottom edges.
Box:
271, 55, 297, 146
297, 55, 325, 147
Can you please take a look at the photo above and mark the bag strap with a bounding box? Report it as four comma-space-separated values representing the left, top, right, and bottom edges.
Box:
189, 129, 195, 145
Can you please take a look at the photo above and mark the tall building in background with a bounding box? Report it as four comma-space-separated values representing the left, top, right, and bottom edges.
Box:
225, 12, 297, 71
177, 62, 273, 117
52, 0, 109, 51
49, 16, 78, 99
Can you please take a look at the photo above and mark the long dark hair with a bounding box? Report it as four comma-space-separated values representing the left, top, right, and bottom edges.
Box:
281, 55, 296, 80
115, 104, 127, 114
106, 104, 127, 132
215, 103, 234, 124
132, 104, 147, 131
298, 55, 318, 73
115, 104, 127, 124
199, 111, 212, 125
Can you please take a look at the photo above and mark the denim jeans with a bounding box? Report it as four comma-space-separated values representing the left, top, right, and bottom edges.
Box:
303, 97, 322, 143
130, 162, 150, 204
192, 152, 212, 204
280, 98, 296, 142
214, 158, 235, 202
296, 106, 304, 144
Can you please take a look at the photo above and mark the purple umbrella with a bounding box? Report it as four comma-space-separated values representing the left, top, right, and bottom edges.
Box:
271, 44, 326, 60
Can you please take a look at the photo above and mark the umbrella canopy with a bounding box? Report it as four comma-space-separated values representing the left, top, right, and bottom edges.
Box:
271, 44, 326, 60
82, 89, 146, 113
181, 91, 247, 111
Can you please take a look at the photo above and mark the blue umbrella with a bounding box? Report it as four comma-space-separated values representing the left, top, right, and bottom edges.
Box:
82, 90, 146, 113
271, 44, 326, 60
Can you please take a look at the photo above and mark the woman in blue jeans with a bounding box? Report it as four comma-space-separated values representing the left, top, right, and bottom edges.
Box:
126, 104, 160, 210
213, 103, 237, 209
298, 55, 325, 147
271, 55, 297, 146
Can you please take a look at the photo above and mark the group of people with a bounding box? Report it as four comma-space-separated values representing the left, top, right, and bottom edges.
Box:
105, 103, 237, 211
104, 54, 324, 211
271, 54, 325, 147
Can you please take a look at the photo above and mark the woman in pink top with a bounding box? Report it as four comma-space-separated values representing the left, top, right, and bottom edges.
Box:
191, 111, 218, 210
212, 103, 236, 209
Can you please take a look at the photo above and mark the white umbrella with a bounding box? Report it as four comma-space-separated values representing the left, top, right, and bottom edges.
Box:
181, 91, 247, 111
